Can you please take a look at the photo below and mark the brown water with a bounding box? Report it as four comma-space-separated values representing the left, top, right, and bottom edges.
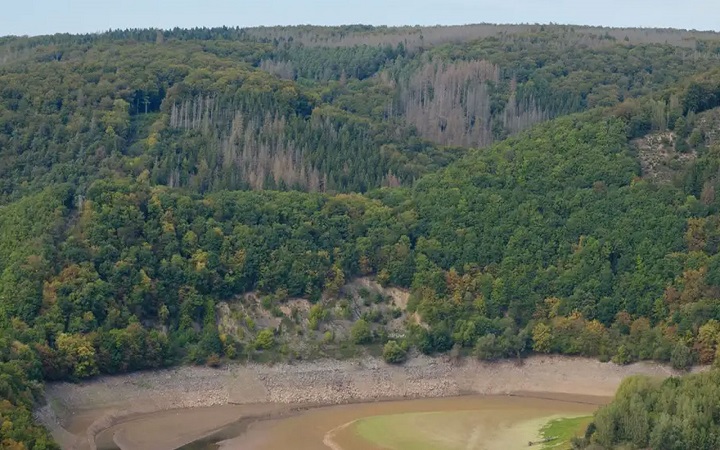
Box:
94, 404, 286, 450
224, 394, 603, 450
90, 393, 605, 450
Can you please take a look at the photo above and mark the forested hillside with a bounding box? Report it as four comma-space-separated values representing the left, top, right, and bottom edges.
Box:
2, 25, 720, 202
578, 371, 720, 449
2, 24, 720, 448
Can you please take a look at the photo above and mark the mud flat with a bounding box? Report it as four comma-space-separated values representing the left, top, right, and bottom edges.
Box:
230, 394, 602, 450
38, 355, 702, 450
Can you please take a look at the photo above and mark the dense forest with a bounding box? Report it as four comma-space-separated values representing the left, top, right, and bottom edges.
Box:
578, 371, 720, 449
2, 23, 720, 448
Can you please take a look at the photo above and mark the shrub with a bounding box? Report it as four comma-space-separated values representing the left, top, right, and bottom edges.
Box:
670, 343, 693, 370
612, 344, 633, 365
351, 319, 372, 345
383, 340, 407, 364
309, 304, 328, 330
255, 329, 275, 350
206, 353, 221, 367
323, 330, 334, 344
474, 334, 502, 361
261, 296, 274, 310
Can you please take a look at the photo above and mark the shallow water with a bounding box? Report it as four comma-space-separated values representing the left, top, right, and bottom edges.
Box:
83, 393, 605, 450
185, 393, 603, 450
93, 404, 286, 450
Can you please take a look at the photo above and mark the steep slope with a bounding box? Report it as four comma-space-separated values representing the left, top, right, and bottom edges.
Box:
1, 26, 720, 204
0, 105, 718, 374
0, 24, 720, 448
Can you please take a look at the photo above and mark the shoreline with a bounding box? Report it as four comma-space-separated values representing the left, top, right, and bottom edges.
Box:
38, 354, 704, 450
318, 398, 596, 450
88, 391, 608, 450
223, 394, 604, 450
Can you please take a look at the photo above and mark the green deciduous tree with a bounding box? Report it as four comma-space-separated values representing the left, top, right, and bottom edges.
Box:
350, 319, 372, 345
382, 340, 407, 364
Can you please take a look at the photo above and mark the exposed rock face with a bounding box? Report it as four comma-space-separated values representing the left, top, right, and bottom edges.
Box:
634, 131, 697, 183
216, 276, 416, 351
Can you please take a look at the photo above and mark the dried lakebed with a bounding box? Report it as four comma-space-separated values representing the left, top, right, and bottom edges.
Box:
38, 355, 701, 450
212, 394, 600, 450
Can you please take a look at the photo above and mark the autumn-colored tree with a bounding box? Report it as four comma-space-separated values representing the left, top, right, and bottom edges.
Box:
55, 333, 98, 379
323, 264, 345, 298
694, 320, 720, 364
532, 322, 553, 353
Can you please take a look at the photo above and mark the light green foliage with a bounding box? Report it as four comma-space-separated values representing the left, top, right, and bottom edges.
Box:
309, 304, 329, 330
539, 416, 592, 449
382, 340, 407, 364
323, 331, 334, 344
254, 329, 275, 350
245, 316, 256, 331
222, 338, 237, 359
337, 299, 353, 320
612, 345, 633, 365
354, 412, 447, 450
353, 409, 565, 450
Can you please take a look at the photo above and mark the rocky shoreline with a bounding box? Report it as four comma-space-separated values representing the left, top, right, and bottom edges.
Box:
39, 355, 701, 450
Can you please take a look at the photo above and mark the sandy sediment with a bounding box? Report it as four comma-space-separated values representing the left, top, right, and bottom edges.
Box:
39, 355, 703, 450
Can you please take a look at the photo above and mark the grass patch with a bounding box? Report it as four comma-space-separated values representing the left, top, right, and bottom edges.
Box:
354, 411, 468, 450
540, 416, 592, 449
349, 410, 592, 450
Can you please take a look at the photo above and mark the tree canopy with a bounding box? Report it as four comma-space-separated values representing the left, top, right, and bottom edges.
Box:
2, 23, 720, 447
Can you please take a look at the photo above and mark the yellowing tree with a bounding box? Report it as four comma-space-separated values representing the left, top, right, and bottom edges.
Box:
56, 333, 98, 378
323, 264, 345, 298
695, 320, 720, 364
685, 217, 708, 251
532, 322, 553, 353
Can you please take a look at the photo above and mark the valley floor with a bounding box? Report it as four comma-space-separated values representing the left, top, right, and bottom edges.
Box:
38, 355, 703, 450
